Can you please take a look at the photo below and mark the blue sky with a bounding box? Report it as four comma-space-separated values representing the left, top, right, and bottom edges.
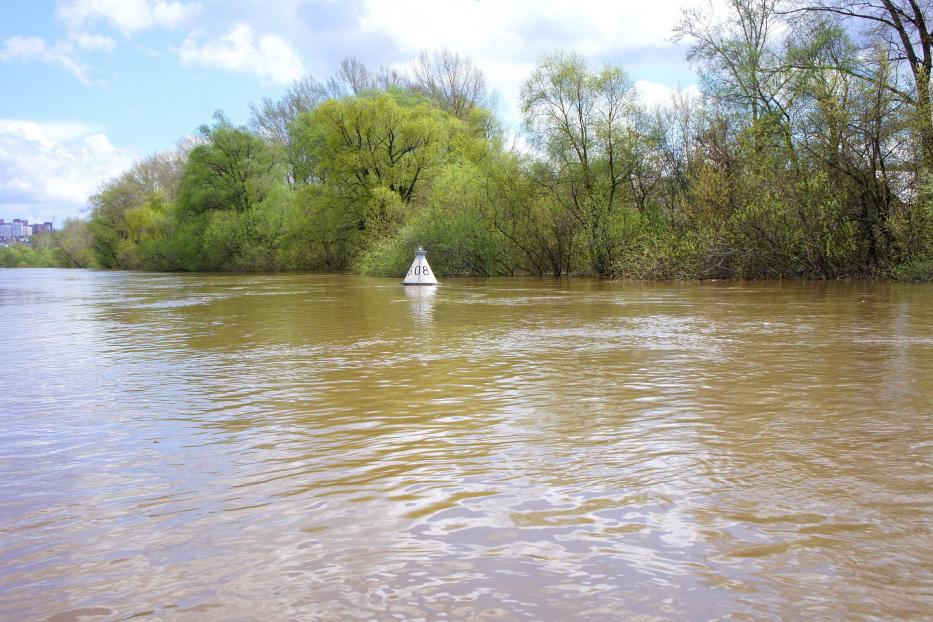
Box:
1, 0, 701, 224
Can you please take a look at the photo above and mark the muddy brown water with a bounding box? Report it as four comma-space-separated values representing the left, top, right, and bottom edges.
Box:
1, 270, 931, 621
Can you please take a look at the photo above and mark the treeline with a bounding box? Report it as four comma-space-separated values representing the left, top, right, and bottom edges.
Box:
14, 0, 932, 279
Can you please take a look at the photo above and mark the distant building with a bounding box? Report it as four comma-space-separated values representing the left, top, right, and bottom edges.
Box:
11, 219, 29, 238
0, 218, 50, 242
31, 222, 53, 235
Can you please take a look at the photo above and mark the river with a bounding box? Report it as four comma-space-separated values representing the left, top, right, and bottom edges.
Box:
1, 270, 931, 621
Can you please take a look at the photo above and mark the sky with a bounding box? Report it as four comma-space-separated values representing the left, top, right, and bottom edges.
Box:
0, 0, 703, 224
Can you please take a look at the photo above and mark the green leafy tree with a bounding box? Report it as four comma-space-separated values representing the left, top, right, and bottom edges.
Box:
49, 219, 98, 268
88, 149, 187, 268
521, 52, 644, 275
178, 114, 284, 216
175, 114, 294, 270
291, 90, 490, 267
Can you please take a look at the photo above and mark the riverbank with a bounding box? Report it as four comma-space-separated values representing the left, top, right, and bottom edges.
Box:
4, 248, 931, 283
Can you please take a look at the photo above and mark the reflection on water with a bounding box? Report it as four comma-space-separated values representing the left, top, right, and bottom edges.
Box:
0, 270, 931, 621
404, 284, 438, 323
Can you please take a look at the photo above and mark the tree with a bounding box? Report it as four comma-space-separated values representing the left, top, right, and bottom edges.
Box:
521, 52, 641, 275
88, 148, 187, 268
250, 76, 332, 186
653, 89, 706, 219
250, 76, 330, 146
325, 56, 408, 97
50, 219, 97, 268
677, 0, 782, 115
292, 91, 481, 255
790, 0, 933, 174
411, 49, 491, 120
674, 0, 905, 276
178, 114, 284, 216
491, 157, 577, 275
174, 114, 296, 270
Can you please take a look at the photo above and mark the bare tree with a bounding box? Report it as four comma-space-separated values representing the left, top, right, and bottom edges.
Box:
326, 57, 408, 96
249, 76, 331, 186
331, 57, 374, 95
411, 49, 490, 119
250, 76, 330, 147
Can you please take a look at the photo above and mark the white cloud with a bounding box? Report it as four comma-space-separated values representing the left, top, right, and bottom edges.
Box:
0, 120, 137, 221
56, 0, 202, 35
358, 0, 697, 127
360, 0, 688, 56
0, 36, 91, 84
178, 24, 305, 85
636, 81, 702, 109
69, 32, 117, 51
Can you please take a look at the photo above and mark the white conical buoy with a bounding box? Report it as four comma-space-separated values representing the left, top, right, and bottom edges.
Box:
402, 246, 438, 286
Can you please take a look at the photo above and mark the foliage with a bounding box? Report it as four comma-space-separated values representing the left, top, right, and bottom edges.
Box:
0, 243, 58, 268
290, 89, 493, 269
355, 161, 513, 276
88, 149, 188, 269
178, 116, 284, 217
53, 42, 930, 281
520, 52, 643, 275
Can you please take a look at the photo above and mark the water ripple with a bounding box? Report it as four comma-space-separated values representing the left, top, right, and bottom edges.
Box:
0, 271, 931, 621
